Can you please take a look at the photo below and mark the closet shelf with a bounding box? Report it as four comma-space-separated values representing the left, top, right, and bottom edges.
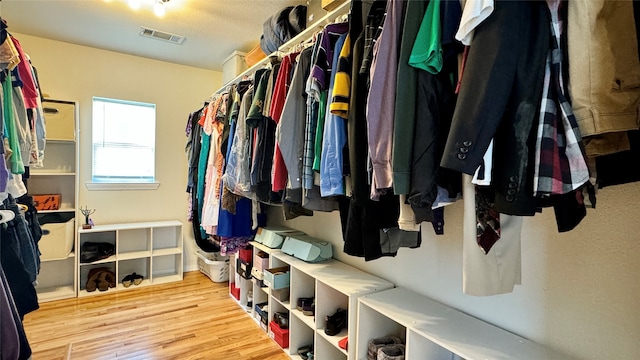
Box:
38, 205, 75, 213
357, 287, 577, 360
30, 171, 76, 176
35, 285, 75, 302
213, 0, 351, 95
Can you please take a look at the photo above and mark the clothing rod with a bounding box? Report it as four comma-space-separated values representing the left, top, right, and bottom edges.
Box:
212, 0, 351, 96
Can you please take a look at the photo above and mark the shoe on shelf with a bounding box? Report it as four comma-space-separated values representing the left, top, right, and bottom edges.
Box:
377, 344, 405, 360
324, 308, 347, 336
296, 297, 314, 311
131, 273, 144, 285
96, 272, 110, 291
122, 273, 134, 287
273, 312, 289, 329
86, 267, 112, 292
367, 336, 403, 360
302, 298, 315, 316
122, 272, 144, 287
297, 344, 313, 360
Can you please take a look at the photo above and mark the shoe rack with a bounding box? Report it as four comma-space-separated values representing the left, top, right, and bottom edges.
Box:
76, 220, 183, 297
31, 99, 79, 302
357, 287, 576, 360
240, 241, 393, 360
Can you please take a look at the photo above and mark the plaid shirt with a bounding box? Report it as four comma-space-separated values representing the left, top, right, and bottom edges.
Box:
533, 0, 589, 196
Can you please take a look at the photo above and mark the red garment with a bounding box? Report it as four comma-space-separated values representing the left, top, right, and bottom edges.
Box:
270, 52, 298, 192
10, 36, 39, 109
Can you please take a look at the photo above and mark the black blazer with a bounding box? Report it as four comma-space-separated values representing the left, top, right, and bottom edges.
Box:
440, 0, 549, 216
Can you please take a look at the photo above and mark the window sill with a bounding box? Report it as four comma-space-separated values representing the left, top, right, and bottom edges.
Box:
85, 182, 160, 191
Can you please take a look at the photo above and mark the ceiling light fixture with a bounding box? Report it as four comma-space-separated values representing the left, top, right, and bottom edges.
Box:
128, 0, 141, 10
127, 0, 170, 16
153, 0, 168, 17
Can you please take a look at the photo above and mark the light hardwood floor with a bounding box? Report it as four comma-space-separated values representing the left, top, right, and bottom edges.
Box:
23, 271, 290, 360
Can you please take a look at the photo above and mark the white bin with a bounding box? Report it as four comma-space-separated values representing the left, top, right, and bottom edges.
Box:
39, 218, 75, 261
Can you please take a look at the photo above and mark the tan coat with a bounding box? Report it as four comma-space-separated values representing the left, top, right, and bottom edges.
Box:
568, 0, 640, 156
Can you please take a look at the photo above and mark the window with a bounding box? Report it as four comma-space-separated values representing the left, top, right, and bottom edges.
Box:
91, 97, 156, 185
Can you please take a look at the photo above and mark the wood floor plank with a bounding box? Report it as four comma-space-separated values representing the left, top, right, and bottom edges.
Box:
23, 271, 289, 360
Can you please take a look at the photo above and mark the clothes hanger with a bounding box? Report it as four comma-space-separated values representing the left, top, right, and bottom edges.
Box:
0, 210, 15, 224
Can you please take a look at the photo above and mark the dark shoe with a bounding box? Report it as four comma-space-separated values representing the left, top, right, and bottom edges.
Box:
80, 242, 115, 263
296, 297, 313, 311
96, 272, 110, 291
377, 344, 405, 360
131, 272, 143, 285
367, 336, 403, 360
122, 273, 134, 287
297, 344, 313, 360
324, 308, 347, 336
302, 299, 315, 316
273, 312, 288, 329
85, 268, 105, 292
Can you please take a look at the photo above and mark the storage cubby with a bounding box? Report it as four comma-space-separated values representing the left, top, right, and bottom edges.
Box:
152, 225, 182, 253
316, 336, 347, 360
34, 257, 76, 301
289, 316, 315, 360
77, 221, 183, 297
117, 258, 150, 289
118, 228, 151, 258
32, 99, 79, 302
357, 287, 575, 360
270, 252, 393, 360
79, 262, 116, 293
151, 254, 182, 283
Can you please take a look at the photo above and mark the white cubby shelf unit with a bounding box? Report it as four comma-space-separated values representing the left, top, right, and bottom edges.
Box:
77, 220, 183, 297
357, 287, 576, 360
32, 99, 79, 302
236, 241, 393, 360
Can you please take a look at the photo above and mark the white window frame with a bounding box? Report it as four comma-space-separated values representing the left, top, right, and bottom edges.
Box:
86, 97, 159, 191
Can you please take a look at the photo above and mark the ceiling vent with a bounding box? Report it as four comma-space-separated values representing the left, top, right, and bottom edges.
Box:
139, 27, 185, 44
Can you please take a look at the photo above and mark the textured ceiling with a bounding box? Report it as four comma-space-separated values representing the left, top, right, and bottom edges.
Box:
1, 0, 319, 71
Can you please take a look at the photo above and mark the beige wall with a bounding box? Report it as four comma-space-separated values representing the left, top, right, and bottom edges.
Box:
14, 33, 222, 271
269, 180, 640, 360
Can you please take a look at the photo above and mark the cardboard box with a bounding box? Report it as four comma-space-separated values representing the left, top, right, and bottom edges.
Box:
281, 234, 332, 262
238, 246, 253, 263
253, 251, 269, 272
251, 267, 264, 281
269, 320, 290, 349
33, 194, 61, 211
236, 258, 252, 280
245, 45, 266, 67
230, 282, 240, 300
271, 287, 290, 302
263, 266, 290, 290
254, 227, 305, 249
322, 0, 347, 11
254, 302, 269, 330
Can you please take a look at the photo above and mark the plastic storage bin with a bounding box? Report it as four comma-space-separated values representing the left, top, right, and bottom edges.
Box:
195, 250, 229, 282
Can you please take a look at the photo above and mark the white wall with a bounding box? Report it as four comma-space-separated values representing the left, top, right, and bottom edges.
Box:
268, 181, 640, 360
14, 33, 222, 272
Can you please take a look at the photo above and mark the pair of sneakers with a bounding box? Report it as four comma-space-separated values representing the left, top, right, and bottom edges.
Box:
367, 336, 405, 360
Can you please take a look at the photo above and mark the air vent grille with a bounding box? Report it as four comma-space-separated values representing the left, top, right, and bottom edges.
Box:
139, 27, 185, 45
